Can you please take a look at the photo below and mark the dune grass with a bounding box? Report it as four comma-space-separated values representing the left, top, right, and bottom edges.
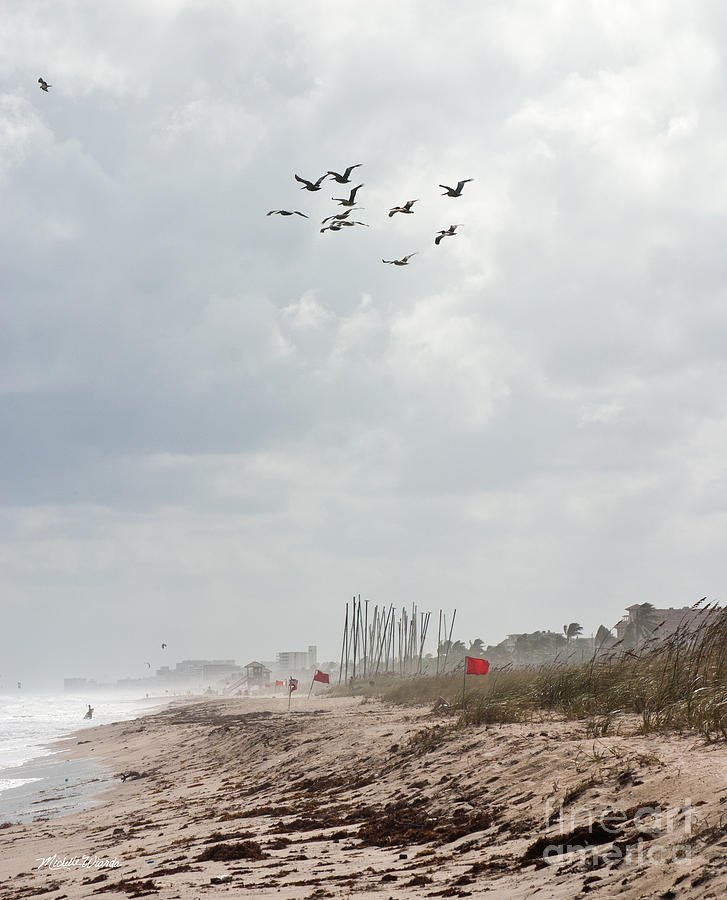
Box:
341, 602, 727, 740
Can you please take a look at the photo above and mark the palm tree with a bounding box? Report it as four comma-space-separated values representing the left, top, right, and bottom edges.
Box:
450, 640, 467, 663
630, 603, 660, 641
438, 639, 467, 671
563, 622, 583, 645
468, 638, 485, 657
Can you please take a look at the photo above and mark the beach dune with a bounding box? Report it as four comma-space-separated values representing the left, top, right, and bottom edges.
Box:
1, 695, 726, 898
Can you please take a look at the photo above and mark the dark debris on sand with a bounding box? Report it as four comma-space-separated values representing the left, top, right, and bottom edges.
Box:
357, 799, 499, 847
94, 878, 160, 897
196, 840, 268, 862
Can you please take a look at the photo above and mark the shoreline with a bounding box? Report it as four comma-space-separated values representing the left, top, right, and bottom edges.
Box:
1, 695, 726, 898
0, 696, 174, 827
0, 754, 111, 825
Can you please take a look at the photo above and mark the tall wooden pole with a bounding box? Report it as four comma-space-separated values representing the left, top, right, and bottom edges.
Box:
351, 595, 358, 680
363, 598, 369, 677
437, 609, 442, 676
374, 605, 392, 674
418, 611, 430, 674
369, 606, 378, 675
442, 609, 457, 673
441, 613, 448, 672
386, 607, 393, 671
339, 602, 349, 685
398, 613, 404, 675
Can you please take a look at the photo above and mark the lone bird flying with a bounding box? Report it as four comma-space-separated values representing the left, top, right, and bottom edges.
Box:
435, 224, 463, 245
388, 200, 419, 217
382, 253, 417, 266
439, 179, 473, 197
267, 209, 309, 218
332, 184, 364, 207
295, 173, 327, 191
38, 77, 51, 92
326, 164, 362, 184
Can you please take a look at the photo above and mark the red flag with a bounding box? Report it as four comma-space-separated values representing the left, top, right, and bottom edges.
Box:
275, 680, 285, 687
313, 669, 330, 684
465, 656, 490, 675
288, 677, 298, 692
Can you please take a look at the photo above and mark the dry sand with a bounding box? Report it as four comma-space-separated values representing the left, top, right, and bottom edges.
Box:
2, 694, 727, 899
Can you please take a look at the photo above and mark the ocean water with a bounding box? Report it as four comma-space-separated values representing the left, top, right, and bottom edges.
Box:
0, 693, 160, 821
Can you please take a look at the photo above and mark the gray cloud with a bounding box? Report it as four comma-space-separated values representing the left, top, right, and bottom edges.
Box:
2, 1, 726, 686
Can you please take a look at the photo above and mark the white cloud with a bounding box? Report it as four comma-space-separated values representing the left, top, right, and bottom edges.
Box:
2, 1, 727, 684
0, 94, 51, 180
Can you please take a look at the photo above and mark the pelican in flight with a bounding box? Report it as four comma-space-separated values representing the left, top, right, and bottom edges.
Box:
382, 253, 417, 266
439, 179, 473, 197
326, 164, 362, 184
295, 173, 327, 191
267, 209, 309, 218
38, 77, 51, 92
434, 224, 463, 245
320, 221, 345, 233
388, 199, 419, 217
332, 184, 364, 207
321, 207, 363, 225
321, 219, 369, 233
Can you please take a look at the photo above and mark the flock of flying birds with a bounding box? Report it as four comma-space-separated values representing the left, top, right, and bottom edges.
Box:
268, 164, 473, 266
36, 78, 472, 268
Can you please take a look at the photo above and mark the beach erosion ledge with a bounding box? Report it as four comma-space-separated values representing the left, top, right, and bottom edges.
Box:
0, 695, 725, 899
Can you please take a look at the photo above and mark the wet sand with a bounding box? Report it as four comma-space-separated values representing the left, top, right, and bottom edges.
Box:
1, 694, 727, 898
0, 753, 112, 825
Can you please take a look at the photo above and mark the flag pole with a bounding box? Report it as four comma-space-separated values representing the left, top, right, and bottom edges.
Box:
307, 676, 314, 699
463, 660, 467, 710
288, 680, 292, 711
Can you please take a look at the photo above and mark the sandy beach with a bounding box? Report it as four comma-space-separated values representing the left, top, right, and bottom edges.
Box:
2, 695, 727, 899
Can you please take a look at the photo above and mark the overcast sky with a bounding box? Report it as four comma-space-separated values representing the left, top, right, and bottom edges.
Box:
2, 1, 727, 688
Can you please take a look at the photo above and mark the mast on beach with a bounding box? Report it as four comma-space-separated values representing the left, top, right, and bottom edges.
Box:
337, 596, 452, 683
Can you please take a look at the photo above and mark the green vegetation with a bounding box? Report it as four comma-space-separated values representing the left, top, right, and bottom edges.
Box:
347, 602, 727, 741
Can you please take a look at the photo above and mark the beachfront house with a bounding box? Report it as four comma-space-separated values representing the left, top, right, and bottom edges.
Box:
614, 604, 719, 646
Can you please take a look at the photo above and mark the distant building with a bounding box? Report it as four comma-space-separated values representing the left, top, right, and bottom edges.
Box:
202, 661, 241, 681
615, 605, 719, 643
276, 645, 317, 673
113, 658, 242, 693
168, 659, 241, 681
